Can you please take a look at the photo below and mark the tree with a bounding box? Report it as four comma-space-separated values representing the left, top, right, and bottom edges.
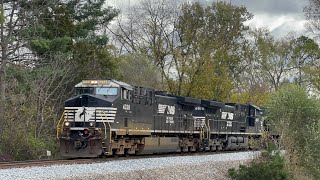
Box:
17, 0, 120, 138
255, 31, 296, 91
291, 36, 320, 90
305, 0, 320, 39
118, 53, 162, 89
0, 0, 38, 133
232, 30, 320, 106
109, 0, 178, 83
111, 1, 252, 101
2, 55, 73, 159
266, 85, 320, 179
31, 54, 73, 138
0, 1, 120, 160
170, 2, 252, 100
227, 28, 271, 105
21, 0, 119, 80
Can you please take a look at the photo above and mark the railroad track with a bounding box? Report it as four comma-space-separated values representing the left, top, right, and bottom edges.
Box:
0, 159, 98, 169
0, 150, 255, 169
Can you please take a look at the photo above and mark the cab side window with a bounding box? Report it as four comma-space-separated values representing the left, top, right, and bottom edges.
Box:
133, 86, 140, 104
121, 88, 131, 100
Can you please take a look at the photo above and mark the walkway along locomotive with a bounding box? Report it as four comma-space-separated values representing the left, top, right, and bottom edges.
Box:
56, 80, 265, 158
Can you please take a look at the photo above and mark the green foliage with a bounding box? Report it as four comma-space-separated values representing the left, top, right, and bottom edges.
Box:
229, 85, 320, 179
0, 128, 56, 160
229, 88, 270, 106
21, 0, 119, 78
228, 147, 290, 180
118, 53, 162, 89
292, 36, 320, 89
245, 32, 320, 92
1, 65, 60, 160
168, 1, 252, 101
185, 61, 233, 101
0, 1, 120, 161
294, 36, 319, 56
72, 40, 119, 79
266, 85, 320, 148
303, 122, 320, 179
255, 31, 295, 90
266, 84, 320, 179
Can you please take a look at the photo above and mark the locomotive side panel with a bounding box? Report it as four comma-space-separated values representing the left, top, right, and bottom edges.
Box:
126, 86, 154, 135
153, 95, 178, 133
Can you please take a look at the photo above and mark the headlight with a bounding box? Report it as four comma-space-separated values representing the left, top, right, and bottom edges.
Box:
89, 122, 94, 127
64, 121, 70, 127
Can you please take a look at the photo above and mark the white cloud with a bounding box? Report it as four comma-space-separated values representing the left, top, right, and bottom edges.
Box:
245, 14, 308, 38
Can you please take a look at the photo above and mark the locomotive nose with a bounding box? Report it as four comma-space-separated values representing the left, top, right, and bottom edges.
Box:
65, 94, 112, 107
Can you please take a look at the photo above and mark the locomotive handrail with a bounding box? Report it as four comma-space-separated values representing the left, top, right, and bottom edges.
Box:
207, 118, 211, 142
99, 112, 107, 140
204, 120, 209, 140
101, 111, 112, 144
56, 110, 66, 139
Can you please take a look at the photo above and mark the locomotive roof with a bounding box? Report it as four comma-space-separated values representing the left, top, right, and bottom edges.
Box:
167, 94, 224, 108
225, 102, 261, 111
174, 95, 202, 105
75, 79, 133, 90
201, 100, 224, 108
112, 80, 133, 90
250, 104, 261, 110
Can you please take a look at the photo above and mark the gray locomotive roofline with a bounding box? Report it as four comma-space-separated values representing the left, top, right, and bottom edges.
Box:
112, 79, 133, 90
226, 103, 261, 111
75, 79, 133, 90
155, 94, 177, 100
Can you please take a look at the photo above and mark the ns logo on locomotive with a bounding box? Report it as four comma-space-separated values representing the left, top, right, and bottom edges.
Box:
56, 80, 266, 158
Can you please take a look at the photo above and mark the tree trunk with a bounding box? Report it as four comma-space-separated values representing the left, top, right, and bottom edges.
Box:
36, 103, 45, 138
35, 88, 46, 138
0, 0, 6, 134
0, 50, 6, 134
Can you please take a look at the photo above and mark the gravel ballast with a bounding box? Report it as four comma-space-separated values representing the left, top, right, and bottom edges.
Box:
0, 151, 259, 180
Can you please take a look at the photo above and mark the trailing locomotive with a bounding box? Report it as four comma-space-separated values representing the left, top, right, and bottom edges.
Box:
56, 80, 265, 158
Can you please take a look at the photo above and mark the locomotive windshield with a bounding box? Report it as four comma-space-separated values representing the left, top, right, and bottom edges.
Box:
96, 87, 118, 95
75, 87, 118, 96
75, 87, 94, 95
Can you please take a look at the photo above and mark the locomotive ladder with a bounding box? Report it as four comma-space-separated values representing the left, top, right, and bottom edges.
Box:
56, 110, 76, 139
202, 117, 211, 150
100, 111, 112, 155
56, 110, 66, 139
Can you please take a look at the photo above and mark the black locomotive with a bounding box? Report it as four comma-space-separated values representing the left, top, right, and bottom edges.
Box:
56, 80, 264, 158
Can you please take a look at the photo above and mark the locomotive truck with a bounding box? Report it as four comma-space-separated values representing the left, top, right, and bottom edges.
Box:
56, 80, 264, 158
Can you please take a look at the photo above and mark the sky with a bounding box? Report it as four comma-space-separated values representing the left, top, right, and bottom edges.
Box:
226, 0, 309, 38
105, 0, 310, 39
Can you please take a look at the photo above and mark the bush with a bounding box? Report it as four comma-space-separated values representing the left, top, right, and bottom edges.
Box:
0, 127, 57, 161
266, 84, 320, 179
228, 146, 290, 180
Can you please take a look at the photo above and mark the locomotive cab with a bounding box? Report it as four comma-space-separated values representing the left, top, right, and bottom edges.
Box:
57, 80, 133, 158
225, 103, 264, 133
